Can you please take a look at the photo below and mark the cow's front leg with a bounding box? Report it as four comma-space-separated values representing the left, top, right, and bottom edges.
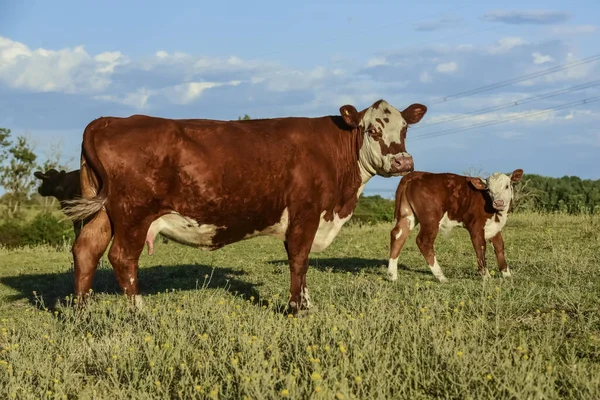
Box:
490, 232, 511, 278
470, 229, 490, 279
284, 218, 319, 314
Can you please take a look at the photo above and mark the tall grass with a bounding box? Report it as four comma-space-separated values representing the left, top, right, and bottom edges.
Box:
0, 212, 598, 399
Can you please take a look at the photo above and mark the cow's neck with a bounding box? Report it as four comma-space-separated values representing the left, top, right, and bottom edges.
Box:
356, 134, 378, 185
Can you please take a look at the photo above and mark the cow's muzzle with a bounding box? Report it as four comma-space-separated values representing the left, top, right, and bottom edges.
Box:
493, 199, 505, 211
390, 153, 414, 175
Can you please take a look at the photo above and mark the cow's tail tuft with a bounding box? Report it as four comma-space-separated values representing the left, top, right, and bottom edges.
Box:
62, 196, 107, 221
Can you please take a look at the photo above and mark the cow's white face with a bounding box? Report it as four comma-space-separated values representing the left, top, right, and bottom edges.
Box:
340, 100, 427, 180
470, 169, 524, 212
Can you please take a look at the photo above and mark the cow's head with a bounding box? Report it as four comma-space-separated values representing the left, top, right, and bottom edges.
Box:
34, 168, 67, 198
469, 169, 524, 212
340, 99, 427, 178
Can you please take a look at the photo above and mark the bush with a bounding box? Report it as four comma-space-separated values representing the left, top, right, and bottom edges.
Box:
0, 219, 25, 248
0, 212, 74, 248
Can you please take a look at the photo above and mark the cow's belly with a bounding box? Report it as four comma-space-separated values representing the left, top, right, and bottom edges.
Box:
310, 211, 353, 252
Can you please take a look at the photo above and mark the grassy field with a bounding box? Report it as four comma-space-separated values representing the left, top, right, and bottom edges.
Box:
0, 212, 599, 399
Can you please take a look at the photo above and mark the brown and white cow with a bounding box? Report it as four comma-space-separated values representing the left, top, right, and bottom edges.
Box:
62, 99, 427, 312
387, 169, 523, 282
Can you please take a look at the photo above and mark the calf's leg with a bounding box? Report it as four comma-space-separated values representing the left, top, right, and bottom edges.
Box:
387, 214, 415, 281
415, 224, 448, 282
490, 232, 511, 278
470, 229, 491, 279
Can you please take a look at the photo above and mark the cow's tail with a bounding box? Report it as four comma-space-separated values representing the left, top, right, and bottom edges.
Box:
62, 120, 109, 222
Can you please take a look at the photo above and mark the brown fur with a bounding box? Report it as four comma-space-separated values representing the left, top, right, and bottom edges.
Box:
64, 100, 427, 312
389, 170, 523, 280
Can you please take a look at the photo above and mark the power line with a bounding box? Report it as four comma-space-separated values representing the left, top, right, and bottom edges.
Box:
412, 96, 600, 141
413, 80, 600, 130
429, 53, 600, 105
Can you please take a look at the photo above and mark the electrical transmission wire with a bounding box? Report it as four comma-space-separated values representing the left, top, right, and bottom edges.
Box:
413, 80, 600, 130
411, 96, 600, 141
428, 53, 600, 105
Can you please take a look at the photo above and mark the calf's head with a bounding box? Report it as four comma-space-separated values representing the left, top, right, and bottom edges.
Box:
470, 169, 524, 211
34, 169, 67, 199
340, 99, 427, 177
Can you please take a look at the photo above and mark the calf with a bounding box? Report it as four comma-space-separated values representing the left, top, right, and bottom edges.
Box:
34, 168, 167, 253
386, 169, 523, 282
34, 169, 83, 237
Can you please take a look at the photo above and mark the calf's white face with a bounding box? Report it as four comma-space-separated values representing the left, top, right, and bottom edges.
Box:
339, 100, 427, 180
470, 169, 524, 211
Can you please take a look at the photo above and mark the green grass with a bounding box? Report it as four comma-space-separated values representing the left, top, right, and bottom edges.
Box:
0, 212, 599, 399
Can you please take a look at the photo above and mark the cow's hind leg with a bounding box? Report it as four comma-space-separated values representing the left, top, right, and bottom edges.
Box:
72, 209, 112, 303
387, 213, 416, 281
415, 223, 448, 282
108, 220, 150, 309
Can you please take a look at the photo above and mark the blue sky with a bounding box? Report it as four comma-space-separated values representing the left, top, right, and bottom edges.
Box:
1, 0, 599, 197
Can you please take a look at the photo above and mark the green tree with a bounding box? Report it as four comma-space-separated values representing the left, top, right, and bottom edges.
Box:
0, 128, 11, 164
0, 134, 38, 218
238, 114, 251, 120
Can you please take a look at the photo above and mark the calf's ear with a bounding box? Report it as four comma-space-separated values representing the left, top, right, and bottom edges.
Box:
510, 169, 524, 182
401, 103, 428, 124
469, 177, 487, 191
34, 171, 46, 180
340, 105, 360, 128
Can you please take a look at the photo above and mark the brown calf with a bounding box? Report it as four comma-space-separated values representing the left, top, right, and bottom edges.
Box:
387, 169, 523, 282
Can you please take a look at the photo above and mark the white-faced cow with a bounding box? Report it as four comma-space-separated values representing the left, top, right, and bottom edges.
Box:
387, 169, 523, 282
62, 99, 427, 313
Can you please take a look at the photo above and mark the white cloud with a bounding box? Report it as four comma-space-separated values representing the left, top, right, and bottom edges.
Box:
483, 10, 571, 25
419, 71, 433, 83
0, 36, 126, 94
366, 57, 388, 67
487, 37, 528, 54
532, 52, 554, 64
551, 24, 598, 35
436, 61, 458, 73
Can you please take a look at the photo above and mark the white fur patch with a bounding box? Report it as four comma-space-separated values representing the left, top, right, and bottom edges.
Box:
438, 212, 463, 235
149, 212, 220, 249
484, 211, 508, 240
134, 295, 144, 309
395, 228, 403, 240
502, 266, 512, 278
311, 210, 353, 252
301, 286, 312, 309
242, 208, 290, 241
407, 215, 416, 230
430, 257, 448, 282
387, 258, 399, 281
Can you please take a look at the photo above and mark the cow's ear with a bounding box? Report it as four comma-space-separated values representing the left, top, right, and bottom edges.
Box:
510, 169, 524, 182
34, 171, 46, 180
401, 103, 428, 124
469, 177, 487, 191
340, 105, 360, 128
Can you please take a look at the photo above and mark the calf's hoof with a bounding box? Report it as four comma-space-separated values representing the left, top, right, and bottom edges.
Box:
501, 268, 512, 278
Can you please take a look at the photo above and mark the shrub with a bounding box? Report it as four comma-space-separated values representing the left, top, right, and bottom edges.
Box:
23, 212, 74, 247
0, 219, 25, 248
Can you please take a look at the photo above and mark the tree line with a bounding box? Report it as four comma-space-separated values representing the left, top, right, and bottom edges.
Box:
1, 125, 599, 224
